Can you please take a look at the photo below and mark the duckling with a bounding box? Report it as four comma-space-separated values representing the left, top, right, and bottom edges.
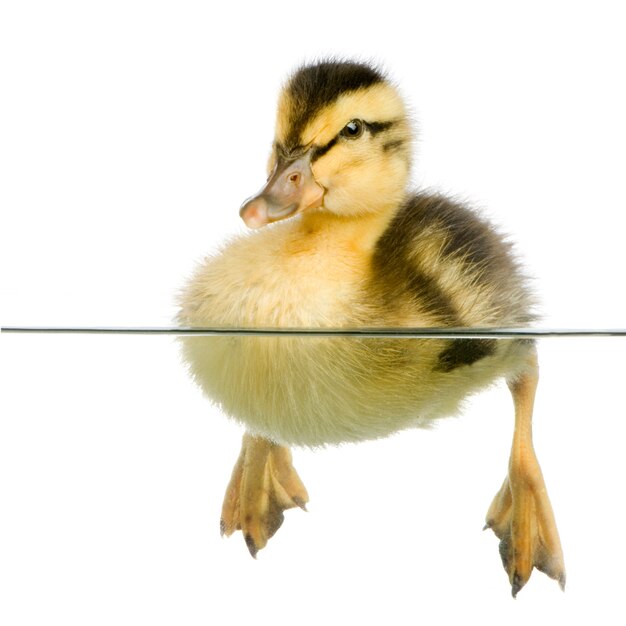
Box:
178, 60, 565, 596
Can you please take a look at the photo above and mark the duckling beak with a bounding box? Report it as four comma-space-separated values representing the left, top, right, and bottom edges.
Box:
239, 153, 324, 228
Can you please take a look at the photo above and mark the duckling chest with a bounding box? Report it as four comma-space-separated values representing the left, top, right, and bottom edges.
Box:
184, 227, 370, 328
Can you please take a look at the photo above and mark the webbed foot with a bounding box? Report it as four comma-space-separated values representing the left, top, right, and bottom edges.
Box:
485, 357, 565, 597
485, 472, 565, 597
220, 433, 309, 557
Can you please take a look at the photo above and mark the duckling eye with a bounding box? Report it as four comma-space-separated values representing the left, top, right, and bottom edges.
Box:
340, 119, 364, 139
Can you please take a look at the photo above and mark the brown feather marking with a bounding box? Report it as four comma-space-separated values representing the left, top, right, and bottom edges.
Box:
434, 339, 497, 372
282, 61, 385, 149
371, 192, 536, 370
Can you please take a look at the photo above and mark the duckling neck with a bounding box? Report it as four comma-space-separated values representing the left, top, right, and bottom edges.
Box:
299, 202, 401, 253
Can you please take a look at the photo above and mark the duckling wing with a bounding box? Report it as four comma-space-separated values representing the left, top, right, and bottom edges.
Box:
367, 192, 537, 377
371, 192, 536, 330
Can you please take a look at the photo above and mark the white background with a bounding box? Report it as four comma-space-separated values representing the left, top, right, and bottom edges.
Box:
1, 1, 625, 624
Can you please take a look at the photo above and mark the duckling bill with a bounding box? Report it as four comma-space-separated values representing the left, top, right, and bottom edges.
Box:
178, 60, 565, 596
240, 151, 324, 227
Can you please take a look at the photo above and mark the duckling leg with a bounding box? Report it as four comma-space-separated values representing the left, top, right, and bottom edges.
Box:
220, 432, 309, 558
485, 351, 565, 597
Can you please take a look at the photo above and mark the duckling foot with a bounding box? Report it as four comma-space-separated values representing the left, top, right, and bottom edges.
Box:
485, 472, 565, 597
484, 362, 565, 597
220, 433, 309, 558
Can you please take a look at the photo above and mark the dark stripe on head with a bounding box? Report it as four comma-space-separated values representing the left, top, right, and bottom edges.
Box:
383, 139, 405, 153
284, 60, 386, 149
365, 120, 395, 135
311, 120, 397, 162
311, 137, 338, 162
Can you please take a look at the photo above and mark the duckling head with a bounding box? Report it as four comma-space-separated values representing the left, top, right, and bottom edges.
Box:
240, 60, 412, 228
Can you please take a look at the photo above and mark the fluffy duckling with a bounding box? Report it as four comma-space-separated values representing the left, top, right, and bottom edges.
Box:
178, 60, 564, 596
